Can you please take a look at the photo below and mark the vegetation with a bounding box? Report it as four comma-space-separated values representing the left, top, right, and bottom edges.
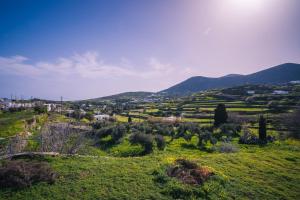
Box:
0, 160, 56, 189
214, 104, 228, 127
0, 83, 300, 199
259, 115, 267, 142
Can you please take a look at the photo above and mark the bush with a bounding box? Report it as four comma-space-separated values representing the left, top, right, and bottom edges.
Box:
218, 142, 239, 153
129, 132, 153, 154
91, 121, 111, 129
111, 124, 127, 143
239, 126, 259, 144
155, 135, 166, 150
219, 123, 241, 138
0, 160, 57, 189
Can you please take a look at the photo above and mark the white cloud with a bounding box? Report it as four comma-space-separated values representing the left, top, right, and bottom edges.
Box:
0, 51, 185, 78
0, 52, 201, 99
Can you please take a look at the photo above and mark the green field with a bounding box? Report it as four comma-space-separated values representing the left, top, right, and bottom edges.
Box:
1, 138, 299, 200
0, 111, 36, 138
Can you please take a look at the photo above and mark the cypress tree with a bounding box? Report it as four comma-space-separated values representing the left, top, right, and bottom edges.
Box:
128, 115, 132, 123
259, 115, 267, 142
214, 104, 228, 126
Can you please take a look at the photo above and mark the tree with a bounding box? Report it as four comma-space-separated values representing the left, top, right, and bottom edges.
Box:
111, 125, 127, 143
258, 115, 267, 142
196, 129, 217, 149
34, 105, 47, 114
129, 132, 153, 154
214, 104, 228, 127
128, 115, 132, 123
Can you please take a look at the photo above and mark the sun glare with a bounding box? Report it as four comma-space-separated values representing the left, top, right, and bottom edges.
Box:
228, 0, 264, 12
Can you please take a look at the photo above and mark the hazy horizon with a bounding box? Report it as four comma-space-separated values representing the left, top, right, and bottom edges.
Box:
1, 0, 300, 100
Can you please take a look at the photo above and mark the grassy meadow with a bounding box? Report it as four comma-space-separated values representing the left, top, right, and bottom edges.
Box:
0, 137, 299, 200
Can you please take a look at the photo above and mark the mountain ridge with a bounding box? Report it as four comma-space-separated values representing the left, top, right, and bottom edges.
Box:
160, 63, 300, 95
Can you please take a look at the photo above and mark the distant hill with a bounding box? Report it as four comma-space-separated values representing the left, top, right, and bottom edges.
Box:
87, 91, 154, 101
160, 63, 300, 95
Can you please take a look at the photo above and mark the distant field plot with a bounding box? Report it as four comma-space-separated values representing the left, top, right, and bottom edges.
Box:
115, 115, 144, 122
145, 108, 159, 113
199, 107, 268, 112
181, 118, 213, 124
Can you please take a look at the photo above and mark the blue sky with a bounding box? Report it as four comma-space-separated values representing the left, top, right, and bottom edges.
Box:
1, 0, 300, 100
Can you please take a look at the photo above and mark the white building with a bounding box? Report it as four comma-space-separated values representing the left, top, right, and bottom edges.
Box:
290, 80, 300, 84
247, 90, 255, 95
273, 90, 289, 95
44, 103, 57, 112
94, 114, 110, 121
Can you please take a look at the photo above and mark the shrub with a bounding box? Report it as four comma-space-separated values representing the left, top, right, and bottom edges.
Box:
129, 132, 153, 154
0, 160, 57, 189
218, 142, 239, 153
91, 121, 111, 129
239, 126, 259, 144
219, 123, 241, 138
155, 135, 166, 150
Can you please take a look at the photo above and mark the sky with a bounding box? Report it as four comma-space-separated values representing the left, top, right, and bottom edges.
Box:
0, 0, 300, 100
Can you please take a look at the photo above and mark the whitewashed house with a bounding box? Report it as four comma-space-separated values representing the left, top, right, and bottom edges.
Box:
273, 90, 289, 95
94, 114, 110, 121
247, 90, 255, 95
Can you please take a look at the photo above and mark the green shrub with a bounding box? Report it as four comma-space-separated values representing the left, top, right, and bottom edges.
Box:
218, 142, 239, 153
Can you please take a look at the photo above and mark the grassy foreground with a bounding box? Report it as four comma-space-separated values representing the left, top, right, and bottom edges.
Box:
1, 139, 299, 200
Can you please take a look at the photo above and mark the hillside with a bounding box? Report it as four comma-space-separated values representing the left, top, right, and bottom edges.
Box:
87, 91, 154, 101
161, 63, 300, 95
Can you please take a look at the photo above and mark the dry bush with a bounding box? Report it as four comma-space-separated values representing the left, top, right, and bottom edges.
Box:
0, 160, 57, 189
167, 159, 214, 185
40, 123, 87, 154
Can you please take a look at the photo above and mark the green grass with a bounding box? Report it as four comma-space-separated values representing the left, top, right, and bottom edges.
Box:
0, 111, 36, 138
1, 138, 299, 200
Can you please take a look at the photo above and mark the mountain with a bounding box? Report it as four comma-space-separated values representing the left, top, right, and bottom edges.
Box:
87, 91, 154, 101
160, 63, 300, 95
